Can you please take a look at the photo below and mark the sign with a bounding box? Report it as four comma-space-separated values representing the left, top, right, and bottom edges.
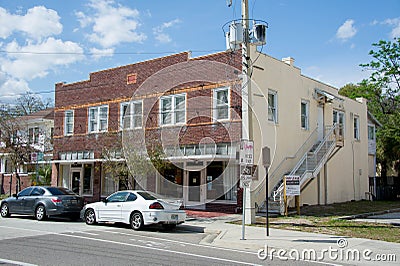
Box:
239, 140, 254, 165
31, 152, 37, 163
240, 165, 253, 181
285, 175, 300, 196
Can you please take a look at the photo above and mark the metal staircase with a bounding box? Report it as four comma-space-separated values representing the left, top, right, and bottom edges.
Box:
257, 124, 343, 215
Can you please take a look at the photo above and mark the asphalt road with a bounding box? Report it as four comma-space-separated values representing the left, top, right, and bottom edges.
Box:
0, 216, 327, 266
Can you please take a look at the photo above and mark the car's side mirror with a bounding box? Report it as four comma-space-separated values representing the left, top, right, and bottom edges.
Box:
12, 193, 18, 198
102, 198, 108, 203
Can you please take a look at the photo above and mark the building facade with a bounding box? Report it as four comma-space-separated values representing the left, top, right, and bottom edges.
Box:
0, 108, 54, 195
51, 46, 375, 214
52, 51, 243, 211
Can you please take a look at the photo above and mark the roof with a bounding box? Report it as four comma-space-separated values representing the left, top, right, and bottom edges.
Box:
19, 108, 54, 122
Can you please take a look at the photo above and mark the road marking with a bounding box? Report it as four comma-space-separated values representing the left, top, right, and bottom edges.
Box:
59, 233, 263, 266
0, 258, 37, 266
103, 229, 256, 255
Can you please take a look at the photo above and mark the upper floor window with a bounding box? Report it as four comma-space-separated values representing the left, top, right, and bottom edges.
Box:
354, 115, 360, 140
333, 110, 345, 136
301, 100, 309, 130
160, 94, 186, 126
120, 101, 143, 129
64, 110, 74, 136
28, 127, 39, 144
88, 105, 108, 133
213, 87, 230, 120
268, 90, 278, 123
368, 125, 375, 141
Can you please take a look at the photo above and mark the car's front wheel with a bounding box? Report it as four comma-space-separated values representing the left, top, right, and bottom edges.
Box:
35, 205, 47, 221
0, 203, 10, 218
84, 209, 97, 225
130, 212, 143, 231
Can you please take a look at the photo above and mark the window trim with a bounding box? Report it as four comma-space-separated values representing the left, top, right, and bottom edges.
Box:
268, 89, 278, 123
120, 100, 143, 130
159, 93, 186, 126
213, 87, 230, 121
333, 109, 345, 137
64, 110, 74, 136
88, 105, 109, 133
368, 124, 375, 141
300, 100, 309, 130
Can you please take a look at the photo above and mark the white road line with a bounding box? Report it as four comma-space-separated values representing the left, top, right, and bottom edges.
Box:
103, 229, 257, 255
59, 233, 263, 266
0, 258, 37, 266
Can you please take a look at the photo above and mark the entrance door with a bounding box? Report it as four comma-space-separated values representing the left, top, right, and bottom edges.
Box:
71, 171, 81, 195
184, 170, 205, 209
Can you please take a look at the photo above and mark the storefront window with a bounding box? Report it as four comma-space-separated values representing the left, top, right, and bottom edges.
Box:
206, 161, 237, 201
83, 164, 93, 195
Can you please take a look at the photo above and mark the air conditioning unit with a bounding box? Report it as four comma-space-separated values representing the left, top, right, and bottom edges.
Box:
252, 23, 266, 46
229, 21, 243, 45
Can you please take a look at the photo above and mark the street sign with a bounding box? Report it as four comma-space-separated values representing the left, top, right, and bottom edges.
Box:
240, 165, 253, 181
31, 152, 37, 163
239, 140, 254, 165
285, 175, 300, 196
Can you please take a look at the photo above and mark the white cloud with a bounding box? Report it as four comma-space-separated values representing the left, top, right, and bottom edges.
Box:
153, 19, 181, 44
0, 76, 29, 102
90, 47, 114, 59
77, 0, 147, 48
383, 18, 400, 38
1, 37, 84, 80
336, 19, 357, 41
0, 6, 62, 41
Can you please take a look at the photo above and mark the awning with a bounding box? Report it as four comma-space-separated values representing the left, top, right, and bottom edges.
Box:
314, 88, 343, 103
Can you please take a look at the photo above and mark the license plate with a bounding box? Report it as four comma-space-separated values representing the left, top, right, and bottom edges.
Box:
171, 214, 178, 220
71, 200, 77, 204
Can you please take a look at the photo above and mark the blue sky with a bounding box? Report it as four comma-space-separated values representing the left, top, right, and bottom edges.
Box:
0, 0, 399, 105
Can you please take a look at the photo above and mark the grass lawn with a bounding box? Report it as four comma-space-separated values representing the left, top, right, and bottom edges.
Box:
251, 200, 400, 243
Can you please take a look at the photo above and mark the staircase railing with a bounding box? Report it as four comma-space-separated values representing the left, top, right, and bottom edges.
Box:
254, 127, 318, 211
272, 124, 338, 212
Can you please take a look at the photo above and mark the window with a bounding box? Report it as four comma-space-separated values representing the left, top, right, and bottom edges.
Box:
268, 90, 278, 122
333, 110, 345, 136
368, 125, 375, 140
28, 127, 40, 144
160, 94, 186, 125
120, 101, 142, 129
213, 87, 230, 120
88, 105, 108, 133
83, 164, 93, 195
354, 115, 360, 140
301, 100, 309, 130
64, 110, 74, 135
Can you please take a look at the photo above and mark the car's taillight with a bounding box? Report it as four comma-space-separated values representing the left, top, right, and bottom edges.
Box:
51, 197, 62, 204
149, 202, 164, 209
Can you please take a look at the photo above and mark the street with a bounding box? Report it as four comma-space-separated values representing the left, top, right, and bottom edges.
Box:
0, 216, 320, 266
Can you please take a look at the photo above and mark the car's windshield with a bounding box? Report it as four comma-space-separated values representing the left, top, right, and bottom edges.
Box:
47, 187, 76, 195
137, 191, 157, 200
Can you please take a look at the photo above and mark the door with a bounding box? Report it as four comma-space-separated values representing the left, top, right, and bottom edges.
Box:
23, 187, 44, 214
97, 191, 128, 221
10, 187, 33, 213
184, 170, 205, 209
71, 171, 81, 195
317, 105, 324, 142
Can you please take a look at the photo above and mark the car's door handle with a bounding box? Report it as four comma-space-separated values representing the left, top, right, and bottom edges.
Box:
117, 205, 121, 207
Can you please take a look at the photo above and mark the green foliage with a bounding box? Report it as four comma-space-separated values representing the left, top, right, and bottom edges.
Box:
341, 38, 400, 177
30, 165, 52, 186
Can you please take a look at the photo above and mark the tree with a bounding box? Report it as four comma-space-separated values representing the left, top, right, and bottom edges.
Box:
15, 92, 53, 116
0, 108, 35, 193
340, 38, 400, 178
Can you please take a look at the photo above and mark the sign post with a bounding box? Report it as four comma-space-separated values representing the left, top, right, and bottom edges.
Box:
239, 140, 254, 240
262, 146, 270, 236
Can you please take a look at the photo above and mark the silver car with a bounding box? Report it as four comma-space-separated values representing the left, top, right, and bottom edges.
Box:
0, 186, 84, 221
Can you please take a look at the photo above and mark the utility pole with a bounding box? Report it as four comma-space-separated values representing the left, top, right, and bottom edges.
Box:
241, 0, 255, 224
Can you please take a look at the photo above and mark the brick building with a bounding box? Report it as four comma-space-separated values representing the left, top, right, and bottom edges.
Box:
52, 51, 243, 212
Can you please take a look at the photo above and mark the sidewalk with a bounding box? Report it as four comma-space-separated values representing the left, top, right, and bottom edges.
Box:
183, 211, 400, 265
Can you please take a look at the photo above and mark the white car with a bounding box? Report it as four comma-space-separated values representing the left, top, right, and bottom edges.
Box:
82, 190, 186, 230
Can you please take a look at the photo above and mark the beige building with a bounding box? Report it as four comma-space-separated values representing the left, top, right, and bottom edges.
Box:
246, 47, 371, 216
